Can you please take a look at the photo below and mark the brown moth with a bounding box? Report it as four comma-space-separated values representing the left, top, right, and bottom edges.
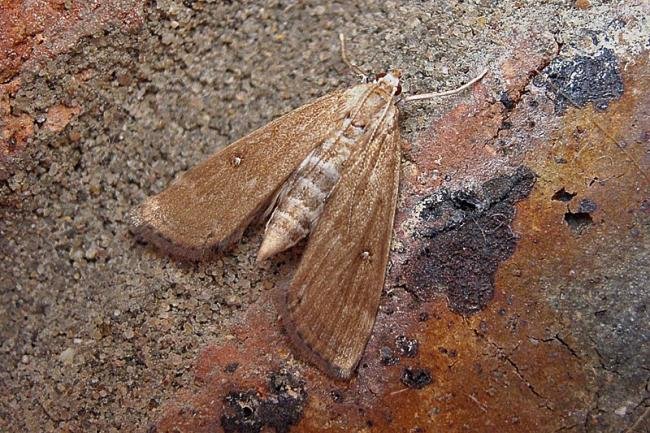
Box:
130, 41, 486, 378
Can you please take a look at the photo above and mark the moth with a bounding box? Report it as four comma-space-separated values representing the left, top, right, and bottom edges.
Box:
130, 37, 486, 379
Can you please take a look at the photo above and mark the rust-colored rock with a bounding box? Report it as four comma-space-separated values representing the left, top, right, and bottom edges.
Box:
1, 113, 33, 158
1, 3, 646, 433
43, 104, 81, 133
0, 1, 144, 82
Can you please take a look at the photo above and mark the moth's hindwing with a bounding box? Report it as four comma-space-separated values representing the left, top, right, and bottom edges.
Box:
130, 91, 347, 259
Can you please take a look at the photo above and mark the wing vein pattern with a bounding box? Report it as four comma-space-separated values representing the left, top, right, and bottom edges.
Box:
130, 91, 348, 259
282, 118, 401, 379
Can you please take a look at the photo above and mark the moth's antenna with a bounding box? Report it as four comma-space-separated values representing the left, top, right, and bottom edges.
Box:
404, 68, 489, 102
339, 33, 368, 81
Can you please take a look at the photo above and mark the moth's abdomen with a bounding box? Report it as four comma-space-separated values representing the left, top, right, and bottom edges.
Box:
257, 123, 364, 262
255, 81, 397, 263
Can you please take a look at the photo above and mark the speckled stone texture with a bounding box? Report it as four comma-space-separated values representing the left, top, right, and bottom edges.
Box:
1, 1, 648, 432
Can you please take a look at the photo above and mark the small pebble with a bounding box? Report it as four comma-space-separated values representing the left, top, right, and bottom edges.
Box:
85, 244, 99, 260
59, 347, 76, 365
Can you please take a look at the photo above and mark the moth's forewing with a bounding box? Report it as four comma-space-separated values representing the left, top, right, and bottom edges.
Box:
130, 91, 348, 259
281, 117, 401, 379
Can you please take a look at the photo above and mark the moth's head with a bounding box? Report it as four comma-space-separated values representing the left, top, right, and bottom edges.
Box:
374, 69, 402, 96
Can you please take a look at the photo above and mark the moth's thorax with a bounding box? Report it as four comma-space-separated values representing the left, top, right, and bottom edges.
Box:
376, 69, 401, 93
257, 75, 400, 262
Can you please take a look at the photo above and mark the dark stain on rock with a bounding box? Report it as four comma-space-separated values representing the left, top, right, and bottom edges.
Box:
564, 211, 593, 234
395, 335, 419, 358
535, 48, 624, 114
224, 362, 240, 373
564, 198, 597, 233
405, 166, 536, 314
438, 347, 458, 358
221, 369, 307, 433
577, 198, 597, 213
330, 389, 344, 403
552, 187, 576, 202
500, 91, 516, 110
379, 346, 400, 366
401, 367, 433, 389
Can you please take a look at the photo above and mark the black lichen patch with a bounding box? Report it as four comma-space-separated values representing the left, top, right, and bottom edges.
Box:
577, 198, 597, 213
535, 48, 624, 114
401, 367, 433, 389
499, 91, 516, 110
379, 346, 400, 366
552, 187, 576, 202
407, 166, 536, 314
222, 391, 262, 433
221, 369, 307, 433
395, 335, 419, 358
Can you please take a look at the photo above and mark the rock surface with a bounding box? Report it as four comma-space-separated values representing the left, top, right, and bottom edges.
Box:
1, 1, 648, 432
